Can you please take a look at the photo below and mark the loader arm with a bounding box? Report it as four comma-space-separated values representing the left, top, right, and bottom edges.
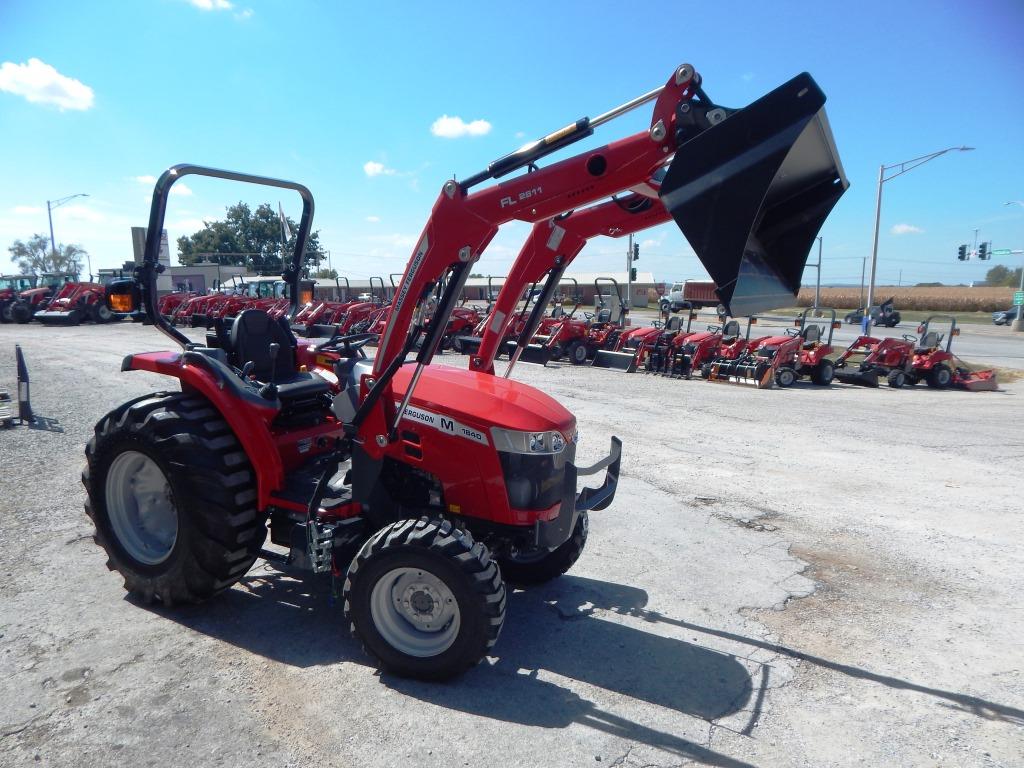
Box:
359, 64, 846, 455
469, 191, 671, 375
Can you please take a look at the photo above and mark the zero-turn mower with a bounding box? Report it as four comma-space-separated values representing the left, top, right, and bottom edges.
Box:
85, 62, 846, 681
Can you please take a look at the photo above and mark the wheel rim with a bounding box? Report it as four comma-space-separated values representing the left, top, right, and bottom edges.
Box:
97, 305, 111, 320
369, 566, 460, 657
938, 368, 951, 386
105, 451, 178, 565
574, 345, 587, 363
778, 369, 795, 386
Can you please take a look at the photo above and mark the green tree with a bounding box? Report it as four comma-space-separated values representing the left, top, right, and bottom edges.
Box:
177, 202, 322, 273
985, 264, 1023, 287
8, 233, 87, 275
314, 267, 338, 279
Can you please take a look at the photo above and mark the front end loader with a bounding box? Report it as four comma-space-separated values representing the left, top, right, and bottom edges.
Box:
84, 61, 846, 683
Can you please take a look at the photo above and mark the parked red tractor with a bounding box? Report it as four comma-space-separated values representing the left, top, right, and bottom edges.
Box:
86, 64, 845, 681
834, 315, 997, 390
706, 309, 840, 388
0, 274, 37, 322
35, 280, 114, 325
8, 273, 77, 323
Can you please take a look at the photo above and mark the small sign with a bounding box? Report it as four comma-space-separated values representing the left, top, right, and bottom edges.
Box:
992, 248, 1013, 256
1014, 291, 1024, 306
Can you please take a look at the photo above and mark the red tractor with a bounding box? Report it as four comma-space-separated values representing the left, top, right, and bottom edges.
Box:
87, 63, 845, 681
661, 315, 758, 378
35, 280, 114, 324
706, 309, 840, 388
834, 315, 997, 390
8, 273, 76, 323
0, 274, 37, 322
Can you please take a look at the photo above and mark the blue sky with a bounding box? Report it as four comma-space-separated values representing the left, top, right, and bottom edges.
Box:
2, 0, 1022, 287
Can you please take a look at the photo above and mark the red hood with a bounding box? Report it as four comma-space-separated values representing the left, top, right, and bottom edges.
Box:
393, 364, 574, 437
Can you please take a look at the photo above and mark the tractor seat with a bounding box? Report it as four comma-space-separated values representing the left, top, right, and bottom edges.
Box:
665, 316, 682, 332
916, 331, 941, 352
721, 320, 740, 342
595, 308, 611, 324
801, 324, 822, 347
231, 309, 331, 401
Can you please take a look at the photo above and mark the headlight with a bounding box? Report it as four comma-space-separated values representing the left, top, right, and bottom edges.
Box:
491, 426, 571, 455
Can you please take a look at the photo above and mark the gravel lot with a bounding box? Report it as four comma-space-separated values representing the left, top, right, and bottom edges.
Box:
1, 322, 1022, 767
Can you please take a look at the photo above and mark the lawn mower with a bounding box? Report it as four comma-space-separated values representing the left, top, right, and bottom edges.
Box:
705, 309, 840, 387
35, 280, 113, 325
86, 61, 845, 681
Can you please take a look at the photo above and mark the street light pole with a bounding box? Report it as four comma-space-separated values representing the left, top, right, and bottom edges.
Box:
46, 192, 89, 274
1005, 201, 1024, 332
813, 236, 822, 309
865, 146, 973, 312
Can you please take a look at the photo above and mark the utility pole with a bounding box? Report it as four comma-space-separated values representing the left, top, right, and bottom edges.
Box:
898, 269, 902, 287
46, 192, 89, 274
625, 233, 633, 314
810, 236, 823, 309
859, 256, 866, 309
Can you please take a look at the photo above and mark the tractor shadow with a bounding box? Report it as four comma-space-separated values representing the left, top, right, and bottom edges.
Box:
148, 567, 760, 766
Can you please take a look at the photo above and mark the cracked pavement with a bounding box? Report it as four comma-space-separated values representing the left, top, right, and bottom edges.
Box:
1, 323, 1022, 767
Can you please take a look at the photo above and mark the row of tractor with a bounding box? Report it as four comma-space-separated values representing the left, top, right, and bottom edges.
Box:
447, 281, 997, 391
0, 273, 117, 325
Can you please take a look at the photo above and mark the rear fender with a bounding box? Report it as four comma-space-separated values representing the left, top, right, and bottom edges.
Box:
121, 350, 284, 509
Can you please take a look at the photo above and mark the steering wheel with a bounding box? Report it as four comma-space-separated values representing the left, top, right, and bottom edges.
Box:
653, 320, 663, 329
583, 311, 595, 322
315, 331, 377, 354
902, 334, 917, 343
707, 325, 721, 334
785, 327, 800, 336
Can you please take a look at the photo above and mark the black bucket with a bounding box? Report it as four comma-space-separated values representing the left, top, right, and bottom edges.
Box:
659, 73, 848, 317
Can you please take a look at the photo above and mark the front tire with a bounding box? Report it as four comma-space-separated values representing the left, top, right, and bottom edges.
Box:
498, 512, 588, 585
568, 340, 589, 365
94, 303, 113, 323
775, 366, 797, 388
927, 364, 952, 389
12, 302, 31, 323
887, 369, 906, 388
83, 392, 266, 605
344, 517, 505, 681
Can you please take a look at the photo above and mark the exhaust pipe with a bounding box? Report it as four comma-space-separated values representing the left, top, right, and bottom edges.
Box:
659, 73, 848, 317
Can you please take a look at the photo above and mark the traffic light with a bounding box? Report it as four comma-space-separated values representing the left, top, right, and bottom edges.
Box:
957, 244, 968, 261
632, 243, 639, 261
630, 267, 637, 281
978, 242, 989, 260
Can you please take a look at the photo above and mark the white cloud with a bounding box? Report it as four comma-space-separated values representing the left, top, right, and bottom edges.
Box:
741, 72, 755, 82
170, 182, 193, 197
134, 175, 157, 185
235, 8, 253, 19
366, 215, 380, 223
363, 161, 396, 177
0, 58, 94, 111
514, 131, 526, 139
12, 205, 42, 215
430, 114, 492, 138
188, 0, 233, 10
891, 223, 923, 235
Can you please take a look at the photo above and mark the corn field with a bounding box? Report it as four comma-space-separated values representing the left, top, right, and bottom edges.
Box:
795, 286, 1014, 312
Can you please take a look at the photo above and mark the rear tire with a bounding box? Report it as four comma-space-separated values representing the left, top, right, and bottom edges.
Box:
344, 517, 505, 681
926, 364, 952, 389
83, 392, 266, 605
810, 359, 834, 386
12, 302, 31, 323
1, 303, 12, 323
887, 370, 906, 389
497, 512, 588, 585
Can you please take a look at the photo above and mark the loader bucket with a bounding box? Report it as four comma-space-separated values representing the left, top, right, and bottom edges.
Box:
659, 73, 848, 316
707, 358, 774, 388
590, 349, 639, 372
515, 343, 554, 366
833, 368, 880, 388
